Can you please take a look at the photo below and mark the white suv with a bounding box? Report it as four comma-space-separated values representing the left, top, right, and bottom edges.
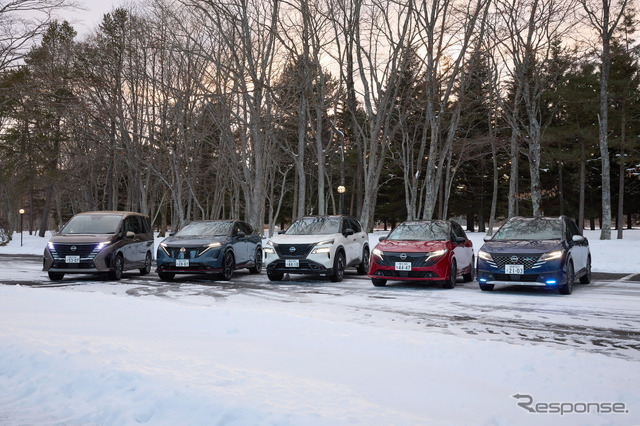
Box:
264, 215, 369, 282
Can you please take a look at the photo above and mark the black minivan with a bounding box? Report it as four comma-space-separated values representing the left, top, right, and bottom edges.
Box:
43, 211, 154, 281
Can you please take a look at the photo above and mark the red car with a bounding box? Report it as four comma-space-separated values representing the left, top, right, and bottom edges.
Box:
368, 220, 474, 288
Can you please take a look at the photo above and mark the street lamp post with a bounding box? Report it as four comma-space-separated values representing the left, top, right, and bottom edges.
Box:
337, 185, 346, 215
19, 209, 25, 247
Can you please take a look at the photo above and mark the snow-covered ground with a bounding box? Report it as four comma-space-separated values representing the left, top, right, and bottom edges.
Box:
1, 228, 639, 425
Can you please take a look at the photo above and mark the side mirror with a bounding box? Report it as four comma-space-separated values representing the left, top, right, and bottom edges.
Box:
236, 231, 246, 238
278, 229, 286, 234
344, 228, 355, 236
483, 236, 492, 242
572, 235, 585, 243
379, 235, 387, 241
126, 231, 135, 239
456, 237, 466, 244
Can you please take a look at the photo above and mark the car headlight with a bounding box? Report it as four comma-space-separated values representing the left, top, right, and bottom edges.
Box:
96, 241, 111, 251
311, 239, 334, 255
478, 250, 493, 261
372, 248, 384, 260
267, 240, 275, 246
264, 247, 275, 254
425, 249, 447, 261
47, 242, 55, 250
540, 250, 564, 261
159, 242, 171, 256
199, 242, 223, 257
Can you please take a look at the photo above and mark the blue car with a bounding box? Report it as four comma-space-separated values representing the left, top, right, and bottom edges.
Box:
477, 216, 591, 295
156, 220, 262, 281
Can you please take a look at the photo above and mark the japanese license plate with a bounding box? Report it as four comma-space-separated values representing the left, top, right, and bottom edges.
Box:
285, 259, 299, 268
395, 262, 412, 271
176, 259, 190, 267
505, 264, 524, 274
65, 255, 80, 264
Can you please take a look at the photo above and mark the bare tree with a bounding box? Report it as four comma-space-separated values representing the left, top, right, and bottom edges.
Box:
579, 0, 630, 239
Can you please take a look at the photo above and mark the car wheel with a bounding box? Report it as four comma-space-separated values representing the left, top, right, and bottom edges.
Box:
48, 271, 64, 281
219, 251, 235, 281
158, 271, 175, 281
139, 252, 152, 275
579, 255, 591, 284
330, 250, 346, 282
267, 270, 283, 281
371, 278, 387, 287
109, 254, 124, 281
463, 256, 475, 282
479, 283, 494, 291
559, 261, 575, 295
356, 247, 370, 275
249, 248, 263, 274
441, 259, 457, 289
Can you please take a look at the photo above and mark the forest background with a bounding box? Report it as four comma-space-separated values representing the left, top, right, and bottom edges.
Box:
0, 0, 638, 240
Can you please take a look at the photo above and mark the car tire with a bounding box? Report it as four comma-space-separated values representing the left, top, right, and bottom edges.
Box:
559, 261, 575, 295
267, 270, 284, 281
441, 259, 457, 289
462, 256, 475, 282
356, 247, 370, 275
219, 251, 235, 281
109, 254, 124, 281
48, 271, 64, 281
479, 283, 494, 291
158, 271, 175, 281
249, 248, 263, 274
579, 255, 591, 284
330, 250, 346, 282
139, 252, 152, 275
371, 278, 387, 287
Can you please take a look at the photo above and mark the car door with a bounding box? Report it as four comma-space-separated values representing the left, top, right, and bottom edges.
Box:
119, 216, 139, 267
451, 222, 473, 271
341, 218, 360, 264
565, 218, 587, 272
232, 222, 249, 265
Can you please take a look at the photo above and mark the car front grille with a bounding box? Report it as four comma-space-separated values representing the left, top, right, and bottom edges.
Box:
372, 270, 440, 279
491, 254, 541, 270
492, 273, 540, 282
50, 244, 98, 259
274, 244, 315, 259
165, 247, 206, 259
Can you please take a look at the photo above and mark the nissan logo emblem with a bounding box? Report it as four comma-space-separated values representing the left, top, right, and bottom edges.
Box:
400, 253, 407, 260
70, 246, 77, 251
180, 247, 186, 253
510, 255, 518, 262
289, 246, 296, 253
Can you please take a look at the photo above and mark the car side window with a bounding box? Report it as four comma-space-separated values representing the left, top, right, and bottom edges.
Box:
564, 219, 575, 241
567, 219, 580, 237
350, 218, 362, 233
139, 216, 150, 234
452, 222, 466, 240
240, 222, 253, 235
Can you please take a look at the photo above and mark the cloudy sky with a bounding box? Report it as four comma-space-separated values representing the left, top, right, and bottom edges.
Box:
58, 0, 131, 35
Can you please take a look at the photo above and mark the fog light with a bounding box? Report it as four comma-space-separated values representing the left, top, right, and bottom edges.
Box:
479, 278, 487, 283
546, 279, 557, 285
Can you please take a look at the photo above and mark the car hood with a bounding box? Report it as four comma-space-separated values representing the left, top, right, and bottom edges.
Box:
48, 234, 115, 244
375, 240, 448, 253
480, 239, 563, 254
161, 235, 228, 247
269, 234, 341, 245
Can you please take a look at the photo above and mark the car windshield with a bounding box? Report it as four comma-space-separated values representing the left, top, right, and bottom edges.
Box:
176, 221, 233, 237
60, 214, 123, 235
387, 222, 450, 241
492, 218, 562, 240
285, 217, 341, 235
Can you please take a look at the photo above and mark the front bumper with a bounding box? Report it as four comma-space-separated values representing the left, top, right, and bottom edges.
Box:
43, 247, 115, 274
156, 247, 223, 275
266, 258, 333, 276
477, 258, 567, 287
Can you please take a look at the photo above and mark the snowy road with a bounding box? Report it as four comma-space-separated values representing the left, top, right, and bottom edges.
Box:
4, 254, 640, 361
